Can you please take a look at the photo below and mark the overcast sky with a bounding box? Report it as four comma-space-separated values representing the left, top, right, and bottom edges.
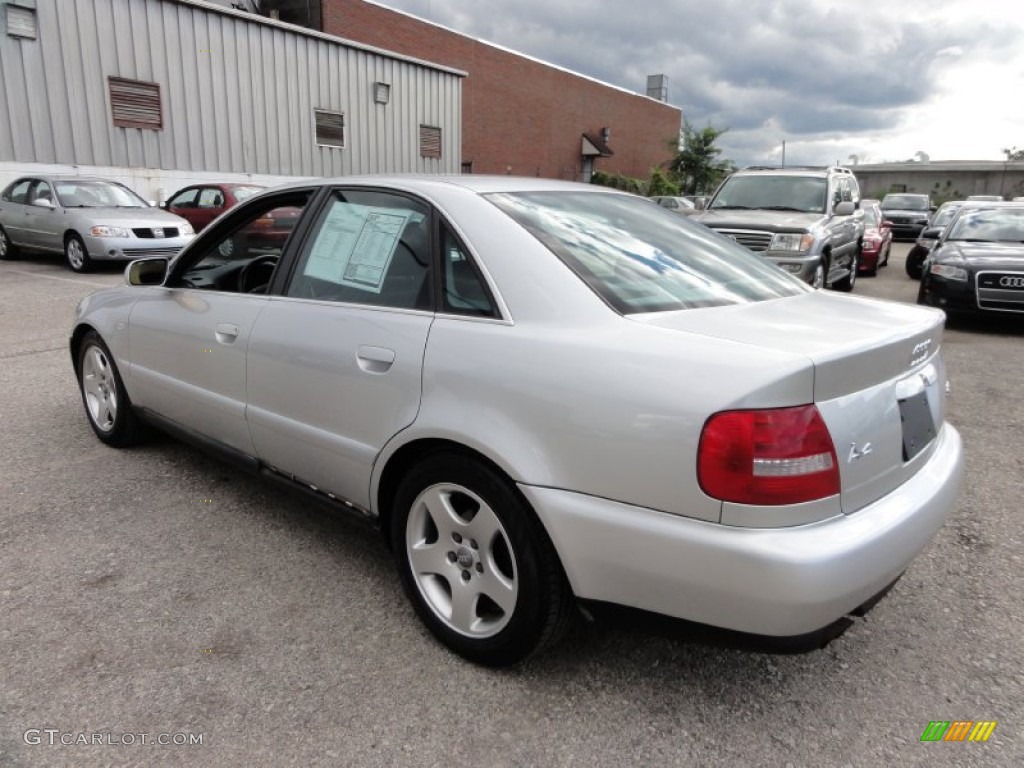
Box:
372, 0, 1024, 168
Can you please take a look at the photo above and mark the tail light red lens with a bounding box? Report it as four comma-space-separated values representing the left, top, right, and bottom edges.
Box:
698, 405, 840, 505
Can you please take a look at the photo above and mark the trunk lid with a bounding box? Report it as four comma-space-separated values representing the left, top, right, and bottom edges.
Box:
633, 292, 948, 515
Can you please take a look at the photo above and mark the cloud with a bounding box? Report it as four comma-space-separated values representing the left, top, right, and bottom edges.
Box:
373, 0, 1024, 165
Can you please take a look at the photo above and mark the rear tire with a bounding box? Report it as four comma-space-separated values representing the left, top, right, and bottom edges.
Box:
391, 453, 574, 666
833, 248, 859, 292
76, 331, 148, 446
0, 225, 18, 260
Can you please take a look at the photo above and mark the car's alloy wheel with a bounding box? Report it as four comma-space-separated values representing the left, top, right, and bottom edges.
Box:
76, 331, 147, 446
65, 233, 93, 273
392, 454, 574, 666
0, 225, 16, 260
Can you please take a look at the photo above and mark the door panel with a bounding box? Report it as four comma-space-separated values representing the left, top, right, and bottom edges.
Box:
128, 290, 268, 454
246, 188, 436, 507
246, 299, 432, 507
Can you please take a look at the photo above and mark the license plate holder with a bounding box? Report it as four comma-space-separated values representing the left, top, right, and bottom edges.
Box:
899, 390, 936, 461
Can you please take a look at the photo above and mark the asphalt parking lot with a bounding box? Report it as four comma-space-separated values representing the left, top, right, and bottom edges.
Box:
2, 244, 1022, 767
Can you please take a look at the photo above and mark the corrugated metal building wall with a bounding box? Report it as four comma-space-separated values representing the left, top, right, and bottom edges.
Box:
0, 0, 463, 184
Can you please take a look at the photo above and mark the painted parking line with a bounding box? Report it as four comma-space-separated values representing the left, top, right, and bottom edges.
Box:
2, 267, 112, 289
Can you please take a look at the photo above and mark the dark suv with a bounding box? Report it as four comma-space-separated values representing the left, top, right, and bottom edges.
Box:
694, 166, 864, 290
880, 193, 933, 240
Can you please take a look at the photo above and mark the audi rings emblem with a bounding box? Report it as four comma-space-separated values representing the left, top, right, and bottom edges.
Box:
998, 275, 1024, 289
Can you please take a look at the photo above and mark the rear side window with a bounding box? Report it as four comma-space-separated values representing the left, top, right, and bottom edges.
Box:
487, 191, 807, 314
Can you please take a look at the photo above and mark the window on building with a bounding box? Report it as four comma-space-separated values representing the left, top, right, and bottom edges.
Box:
108, 77, 162, 130
6, 5, 37, 39
314, 109, 345, 149
420, 125, 442, 159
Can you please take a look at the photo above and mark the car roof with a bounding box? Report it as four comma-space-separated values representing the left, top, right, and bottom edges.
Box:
268, 174, 632, 197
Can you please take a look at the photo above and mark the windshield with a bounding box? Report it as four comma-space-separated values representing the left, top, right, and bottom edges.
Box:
231, 185, 265, 202
931, 204, 961, 227
882, 194, 929, 211
486, 191, 808, 314
945, 207, 1024, 242
54, 180, 149, 208
708, 175, 826, 214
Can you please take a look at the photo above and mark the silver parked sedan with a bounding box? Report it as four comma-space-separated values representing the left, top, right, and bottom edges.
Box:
70, 176, 963, 666
0, 175, 194, 272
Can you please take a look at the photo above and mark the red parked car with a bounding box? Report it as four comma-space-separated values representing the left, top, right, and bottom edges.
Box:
858, 199, 893, 276
162, 183, 266, 232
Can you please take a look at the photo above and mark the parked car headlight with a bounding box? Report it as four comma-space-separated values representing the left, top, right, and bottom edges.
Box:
770, 233, 814, 252
179, 222, 195, 236
89, 225, 132, 238
929, 263, 968, 281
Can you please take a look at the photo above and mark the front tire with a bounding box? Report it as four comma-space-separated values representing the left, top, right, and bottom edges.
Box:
65, 233, 93, 273
76, 331, 148, 446
811, 258, 827, 289
391, 453, 574, 666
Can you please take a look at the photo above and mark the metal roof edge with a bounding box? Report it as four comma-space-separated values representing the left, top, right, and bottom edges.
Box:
167, 0, 467, 77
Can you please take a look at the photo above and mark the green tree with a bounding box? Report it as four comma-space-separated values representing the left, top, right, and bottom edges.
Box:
646, 167, 680, 197
667, 122, 734, 195
1003, 146, 1024, 161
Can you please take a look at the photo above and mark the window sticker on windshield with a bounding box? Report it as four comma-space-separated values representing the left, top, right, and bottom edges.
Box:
302, 201, 412, 293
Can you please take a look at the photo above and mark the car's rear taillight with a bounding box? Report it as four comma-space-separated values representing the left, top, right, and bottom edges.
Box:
698, 405, 839, 505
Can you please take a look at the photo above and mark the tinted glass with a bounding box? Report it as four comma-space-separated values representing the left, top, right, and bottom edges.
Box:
709, 175, 826, 214
945, 207, 1024, 242
487, 191, 808, 314
5, 179, 32, 203
441, 224, 496, 317
861, 205, 880, 226
168, 188, 199, 207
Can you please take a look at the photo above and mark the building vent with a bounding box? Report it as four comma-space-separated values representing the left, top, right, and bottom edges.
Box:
646, 74, 668, 102
314, 109, 345, 148
6, 4, 37, 39
420, 125, 442, 159
108, 77, 162, 130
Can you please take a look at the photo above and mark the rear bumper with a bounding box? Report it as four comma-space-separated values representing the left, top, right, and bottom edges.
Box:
523, 423, 962, 636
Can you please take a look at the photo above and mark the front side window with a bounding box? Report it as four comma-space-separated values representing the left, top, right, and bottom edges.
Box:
173, 191, 313, 293
167, 188, 199, 208
286, 190, 431, 311
488, 191, 807, 315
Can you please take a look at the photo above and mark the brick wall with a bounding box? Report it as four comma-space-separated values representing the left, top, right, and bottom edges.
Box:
324, 0, 682, 180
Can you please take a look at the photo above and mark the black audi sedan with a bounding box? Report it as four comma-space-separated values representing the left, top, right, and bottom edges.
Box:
918, 203, 1024, 315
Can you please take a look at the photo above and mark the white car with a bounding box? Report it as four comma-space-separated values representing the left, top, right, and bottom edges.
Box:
71, 176, 963, 666
0, 176, 194, 272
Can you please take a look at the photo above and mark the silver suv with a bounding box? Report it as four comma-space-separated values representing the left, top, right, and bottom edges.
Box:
695, 166, 864, 291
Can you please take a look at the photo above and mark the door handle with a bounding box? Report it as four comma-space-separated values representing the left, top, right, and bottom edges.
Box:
357, 345, 395, 373
215, 323, 239, 343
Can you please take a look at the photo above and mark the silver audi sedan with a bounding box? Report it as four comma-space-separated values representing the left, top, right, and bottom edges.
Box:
70, 176, 963, 666
0, 175, 194, 272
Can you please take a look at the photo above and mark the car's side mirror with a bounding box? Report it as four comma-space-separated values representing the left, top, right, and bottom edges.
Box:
921, 227, 942, 239
32, 198, 55, 209
159, 201, 168, 209
125, 257, 169, 286
929, 205, 937, 213
834, 201, 855, 216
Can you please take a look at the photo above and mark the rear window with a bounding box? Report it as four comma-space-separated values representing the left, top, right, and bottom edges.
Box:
232, 186, 264, 202
486, 191, 808, 314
